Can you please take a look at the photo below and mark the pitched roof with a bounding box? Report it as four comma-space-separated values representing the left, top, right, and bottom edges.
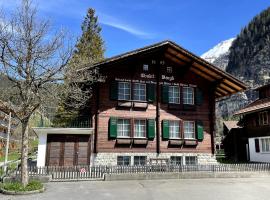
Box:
79, 40, 246, 98
223, 121, 240, 131
234, 97, 270, 116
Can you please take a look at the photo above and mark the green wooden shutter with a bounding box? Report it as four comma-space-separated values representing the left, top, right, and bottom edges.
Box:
162, 120, 169, 139
162, 85, 169, 103
110, 81, 118, 100
147, 119, 155, 139
196, 88, 204, 105
196, 120, 204, 140
109, 117, 117, 138
147, 84, 156, 102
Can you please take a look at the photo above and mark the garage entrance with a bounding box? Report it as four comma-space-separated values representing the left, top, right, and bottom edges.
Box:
46, 134, 91, 166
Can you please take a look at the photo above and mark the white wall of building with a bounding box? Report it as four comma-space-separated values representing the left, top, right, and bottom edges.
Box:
37, 132, 47, 167
249, 137, 270, 163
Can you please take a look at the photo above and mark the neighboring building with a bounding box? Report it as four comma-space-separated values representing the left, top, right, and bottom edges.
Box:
235, 84, 270, 163
222, 121, 247, 161
34, 40, 246, 167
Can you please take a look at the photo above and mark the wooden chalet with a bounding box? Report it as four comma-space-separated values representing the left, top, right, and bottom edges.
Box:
35, 40, 246, 167
235, 84, 270, 162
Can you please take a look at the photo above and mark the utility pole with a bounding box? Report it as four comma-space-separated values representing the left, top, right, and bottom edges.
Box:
4, 112, 11, 173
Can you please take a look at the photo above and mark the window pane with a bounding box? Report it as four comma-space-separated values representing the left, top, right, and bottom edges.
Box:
117, 156, 131, 166
118, 82, 131, 100
134, 156, 147, 165
168, 86, 180, 104
117, 119, 131, 137
169, 121, 180, 138
133, 83, 146, 101
185, 156, 197, 165
184, 121, 195, 139
170, 156, 182, 165
183, 87, 194, 105
134, 120, 146, 138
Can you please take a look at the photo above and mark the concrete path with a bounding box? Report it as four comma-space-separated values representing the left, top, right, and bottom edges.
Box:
1, 178, 270, 200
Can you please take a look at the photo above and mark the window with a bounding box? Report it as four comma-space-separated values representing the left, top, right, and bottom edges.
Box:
134, 119, 146, 138
183, 121, 195, 139
261, 138, 270, 153
133, 83, 146, 101
117, 119, 131, 137
117, 156, 131, 166
134, 156, 147, 165
259, 112, 268, 125
169, 121, 180, 139
185, 156, 197, 165
167, 66, 172, 73
170, 156, 182, 165
118, 82, 131, 100
183, 87, 194, 105
168, 86, 180, 104
143, 64, 148, 71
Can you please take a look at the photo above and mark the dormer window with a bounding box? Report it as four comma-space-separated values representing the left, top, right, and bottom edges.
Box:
167, 67, 172, 73
143, 64, 148, 71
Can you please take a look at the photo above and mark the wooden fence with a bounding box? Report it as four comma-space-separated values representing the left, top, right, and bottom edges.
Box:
2, 163, 270, 181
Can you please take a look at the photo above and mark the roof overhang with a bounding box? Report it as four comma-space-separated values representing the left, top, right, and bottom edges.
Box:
79, 40, 246, 99
32, 127, 94, 135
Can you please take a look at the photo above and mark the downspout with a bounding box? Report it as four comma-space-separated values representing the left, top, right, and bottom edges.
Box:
94, 83, 99, 154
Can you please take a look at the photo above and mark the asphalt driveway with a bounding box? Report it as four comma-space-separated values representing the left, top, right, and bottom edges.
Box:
1, 178, 270, 200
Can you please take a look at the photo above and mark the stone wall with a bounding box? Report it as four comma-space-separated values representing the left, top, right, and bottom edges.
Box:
92, 153, 217, 166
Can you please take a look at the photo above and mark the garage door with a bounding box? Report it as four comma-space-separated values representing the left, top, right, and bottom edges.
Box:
46, 134, 90, 166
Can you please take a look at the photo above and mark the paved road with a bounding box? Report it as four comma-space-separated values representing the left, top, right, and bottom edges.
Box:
1, 178, 270, 200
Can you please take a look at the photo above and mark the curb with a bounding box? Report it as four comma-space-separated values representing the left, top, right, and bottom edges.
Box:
0, 186, 45, 195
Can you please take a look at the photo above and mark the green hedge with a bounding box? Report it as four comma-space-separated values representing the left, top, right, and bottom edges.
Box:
1, 180, 43, 192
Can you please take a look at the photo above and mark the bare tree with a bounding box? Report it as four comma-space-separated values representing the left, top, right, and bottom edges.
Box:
0, 0, 73, 186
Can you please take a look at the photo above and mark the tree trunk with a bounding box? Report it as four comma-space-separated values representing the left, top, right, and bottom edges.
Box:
20, 120, 29, 187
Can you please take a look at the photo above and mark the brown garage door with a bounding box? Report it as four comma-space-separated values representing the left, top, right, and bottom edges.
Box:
46, 134, 90, 166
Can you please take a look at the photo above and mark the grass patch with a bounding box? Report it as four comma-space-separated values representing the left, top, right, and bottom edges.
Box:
1, 180, 43, 192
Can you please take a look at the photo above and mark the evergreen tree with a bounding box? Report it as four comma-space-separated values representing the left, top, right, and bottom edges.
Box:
53, 8, 105, 126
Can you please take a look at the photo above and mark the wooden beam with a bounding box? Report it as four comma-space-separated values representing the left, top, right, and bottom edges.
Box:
166, 48, 192, 63
190, 67, 215, 82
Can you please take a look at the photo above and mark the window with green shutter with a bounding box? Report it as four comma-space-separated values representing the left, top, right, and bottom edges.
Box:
147, 119, 155, 139
162, 85, 169, 103
196, 120, 204, 140
109, 117, 117, 138
147, 84, 156, 102
162, 120, 169, 139
195, 88, 204, 105
110, 81, 118, 100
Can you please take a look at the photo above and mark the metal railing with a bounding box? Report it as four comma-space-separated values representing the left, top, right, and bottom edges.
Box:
3, 163, 270, 181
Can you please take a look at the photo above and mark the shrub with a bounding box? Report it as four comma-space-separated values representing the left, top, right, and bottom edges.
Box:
1, 180, 43, 192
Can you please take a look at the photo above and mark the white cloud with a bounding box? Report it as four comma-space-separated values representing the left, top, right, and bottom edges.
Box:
98, 13, 154, 39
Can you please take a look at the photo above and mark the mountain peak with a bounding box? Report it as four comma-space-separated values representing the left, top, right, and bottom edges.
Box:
201, 38, 235, 64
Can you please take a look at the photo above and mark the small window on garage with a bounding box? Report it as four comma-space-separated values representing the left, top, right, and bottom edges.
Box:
185, 156, 197, 165
134, 156, 147, 165
117, 156, 131, 166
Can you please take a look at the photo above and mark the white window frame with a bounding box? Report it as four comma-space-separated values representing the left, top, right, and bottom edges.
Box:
169, 120, 181, 139
117, 119, 131, 138
134, 119, 146, 138
183, 121, 195, 139
168, 86, 180, 104
183, 87, 194, 105
261, 138, 270, 153
170, 156, 182, 165
117, 156, 131, 166
143, 64, 148, 71
167, 66, 172, 73
133, 83, 146, 102
134, 156, 147, 166
259, 111, 268, 126
118, 82, 131, 101
185, 156, 198, 165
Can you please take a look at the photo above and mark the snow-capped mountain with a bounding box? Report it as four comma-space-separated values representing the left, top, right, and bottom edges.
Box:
201, 38, 235, 70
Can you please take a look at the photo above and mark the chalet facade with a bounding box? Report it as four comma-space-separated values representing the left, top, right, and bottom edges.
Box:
35, 41, 246, 166
235, 84, 270, 163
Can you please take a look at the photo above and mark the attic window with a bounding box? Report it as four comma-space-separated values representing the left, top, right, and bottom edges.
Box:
143, 64, 149, 71
167, 67, 172, 73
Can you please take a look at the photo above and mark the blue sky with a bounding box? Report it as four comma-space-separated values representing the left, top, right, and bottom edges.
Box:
1, 0, 270, 57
